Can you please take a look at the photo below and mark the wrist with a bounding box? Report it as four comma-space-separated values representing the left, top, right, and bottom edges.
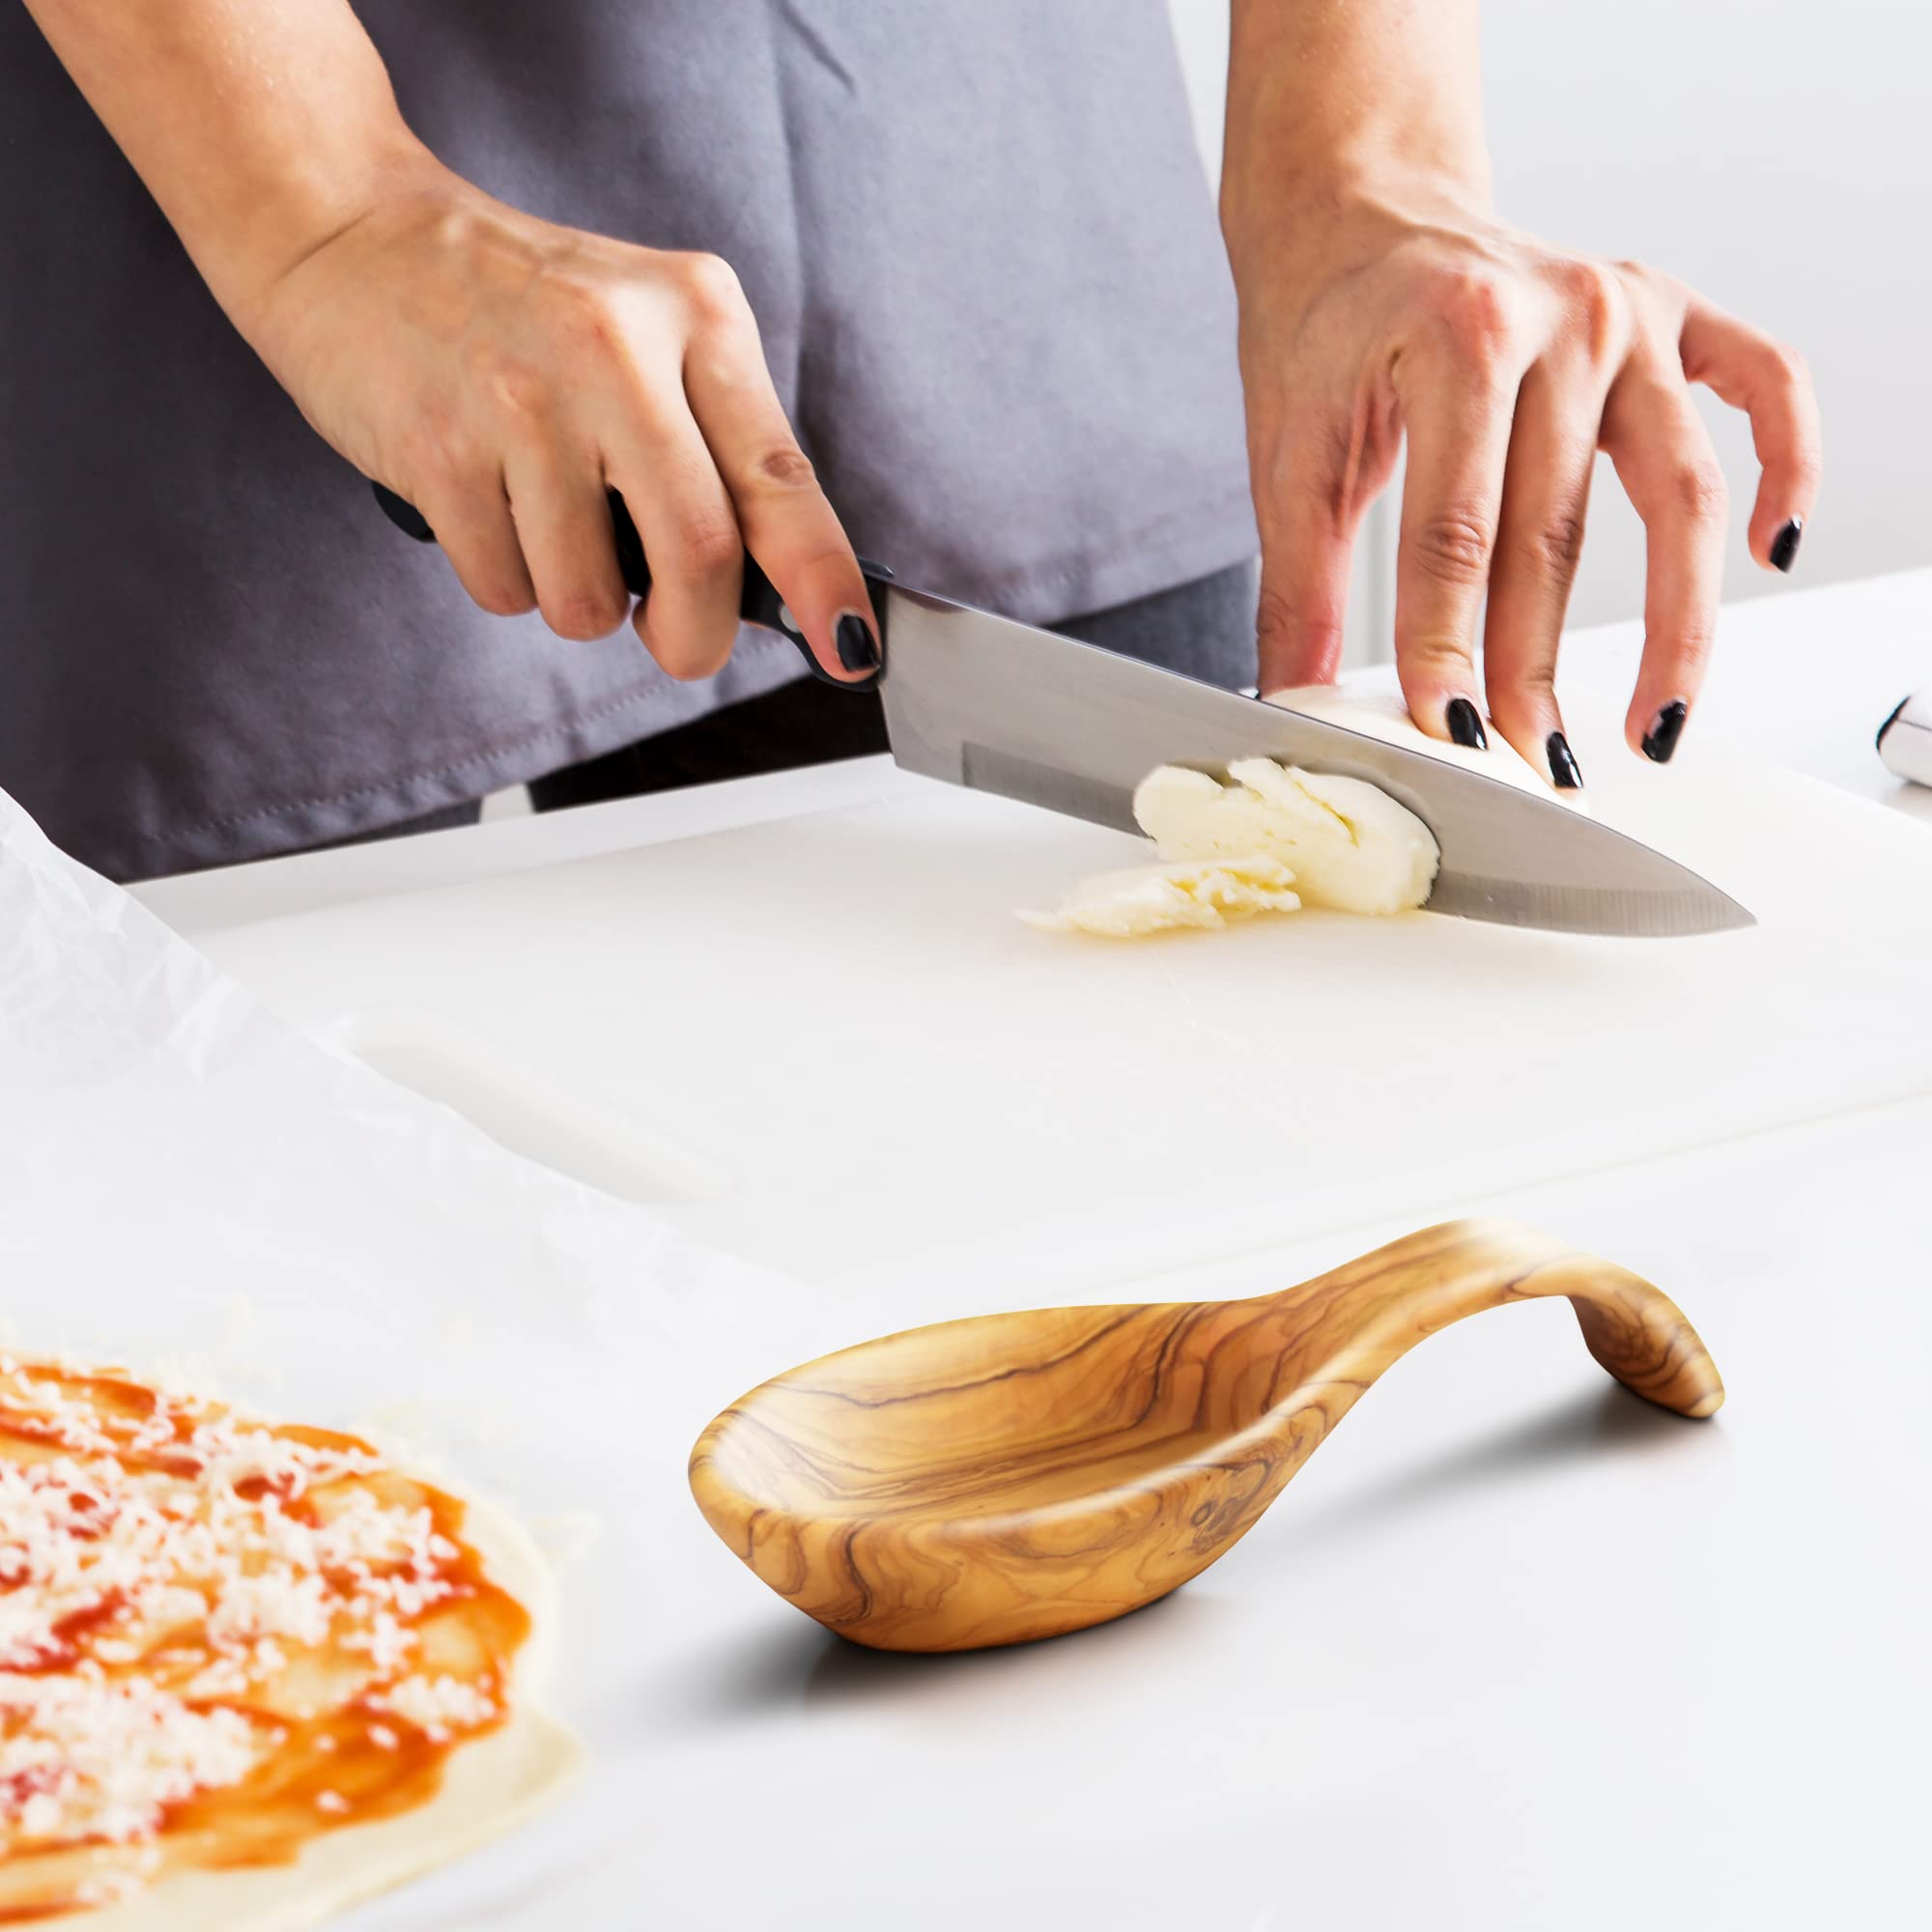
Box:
1221, 145, 1494, 283
205, 125, 446, 335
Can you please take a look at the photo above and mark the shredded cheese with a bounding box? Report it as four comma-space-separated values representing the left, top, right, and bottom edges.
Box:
0, 1358, 522, 1909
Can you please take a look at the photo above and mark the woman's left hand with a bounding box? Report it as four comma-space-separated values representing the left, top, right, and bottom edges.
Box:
1227, 177, 1822, 781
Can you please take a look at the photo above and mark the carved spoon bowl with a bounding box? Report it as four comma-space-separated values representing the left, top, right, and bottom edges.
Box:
689, 1219, 1724, 1653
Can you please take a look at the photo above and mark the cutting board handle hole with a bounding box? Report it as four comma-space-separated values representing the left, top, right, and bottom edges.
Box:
325, 1009, 731, 1210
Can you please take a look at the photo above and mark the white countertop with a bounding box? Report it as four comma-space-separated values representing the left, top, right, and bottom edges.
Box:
128, 571, 1932, 1931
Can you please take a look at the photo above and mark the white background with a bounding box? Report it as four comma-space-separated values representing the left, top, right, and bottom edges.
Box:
1167, 0, 1930, 633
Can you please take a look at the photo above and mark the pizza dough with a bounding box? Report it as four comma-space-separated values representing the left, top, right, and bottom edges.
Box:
0, 1359, 581, 1929
80, 1491, 579, 1932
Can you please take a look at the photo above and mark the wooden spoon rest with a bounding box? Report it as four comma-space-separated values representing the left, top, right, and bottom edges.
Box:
689, 1219, 1723, 1653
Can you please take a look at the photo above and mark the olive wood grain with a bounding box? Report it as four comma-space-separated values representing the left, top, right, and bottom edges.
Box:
688, 1219, 1724, 1653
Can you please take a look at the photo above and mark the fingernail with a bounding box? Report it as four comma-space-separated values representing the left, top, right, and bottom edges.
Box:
835, 611, 881, 672
1641, 698, 1689, 764
1546, 730, 1584, 791
1770, 516, 1804, 573
1445, 697, 1488, 751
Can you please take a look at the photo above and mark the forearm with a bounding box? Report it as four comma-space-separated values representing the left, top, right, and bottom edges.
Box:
20, 0, 429, 326
1222, 0, 1491, 258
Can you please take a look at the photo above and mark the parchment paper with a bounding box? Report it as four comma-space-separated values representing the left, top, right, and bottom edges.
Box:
0, 786, 859, 1921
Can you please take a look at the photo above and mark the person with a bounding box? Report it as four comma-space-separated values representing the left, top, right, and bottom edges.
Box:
6, 2, 1819, 884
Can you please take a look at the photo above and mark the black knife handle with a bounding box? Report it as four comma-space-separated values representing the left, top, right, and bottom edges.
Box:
370, 480, 887, 689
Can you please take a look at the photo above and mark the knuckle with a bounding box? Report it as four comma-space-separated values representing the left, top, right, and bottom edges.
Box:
645, 635, 696, 678
544, 585, 629, 641
1254, 584, 1294, 643
666, 651, 730, 683
641, 613, 734, 682
1487, 668, 1558, 733
1270, 418, 1358, 530
1767, 336, 1813, 393
1254, 583, 1343, 661
1400, 636, 1478, 685
1557, 260, 1621, 355
773, 540, 866, 598
1431, 270, 1516, 363
744, 440, 818, 494
673, 512, 745, 582
1669, 457, 1729, 523
1507, 660, 1560, 704
675, 250, 749, 327
1409, 508, 1497, 588
472, 581, 537, 619
682, 340, 762, 398
1515, 505, 1588, 581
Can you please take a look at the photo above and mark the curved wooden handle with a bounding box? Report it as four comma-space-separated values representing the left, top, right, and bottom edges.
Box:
1269, 1218, 1724, 1423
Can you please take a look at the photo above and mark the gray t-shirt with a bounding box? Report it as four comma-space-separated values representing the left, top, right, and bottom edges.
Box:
0, 2, 1255, 881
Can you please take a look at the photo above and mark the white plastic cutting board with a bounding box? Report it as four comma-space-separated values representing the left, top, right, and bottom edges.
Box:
191, 702, 1932, 1301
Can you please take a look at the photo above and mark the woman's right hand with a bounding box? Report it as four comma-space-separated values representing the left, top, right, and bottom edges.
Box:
240, 153, 879, 681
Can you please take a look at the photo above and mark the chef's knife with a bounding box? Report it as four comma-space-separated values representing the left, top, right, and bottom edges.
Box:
372, 482, 1751, 937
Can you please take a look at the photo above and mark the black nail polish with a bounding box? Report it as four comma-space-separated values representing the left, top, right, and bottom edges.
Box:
1546, 730, 1584, 791
1445, 697, 1488, 751
1770, 517, 1803, 574
1641, 699, 1689, 765
835, 611, 881, 672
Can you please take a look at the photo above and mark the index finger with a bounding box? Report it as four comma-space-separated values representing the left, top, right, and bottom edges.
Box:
682, 322, 878, 684
1392, 359, 1518, 748
1252, 410, 1365, 694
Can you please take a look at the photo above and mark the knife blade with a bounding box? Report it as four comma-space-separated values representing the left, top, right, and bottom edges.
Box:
369, 481, 1748, 936
874, 583, 1752, 938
